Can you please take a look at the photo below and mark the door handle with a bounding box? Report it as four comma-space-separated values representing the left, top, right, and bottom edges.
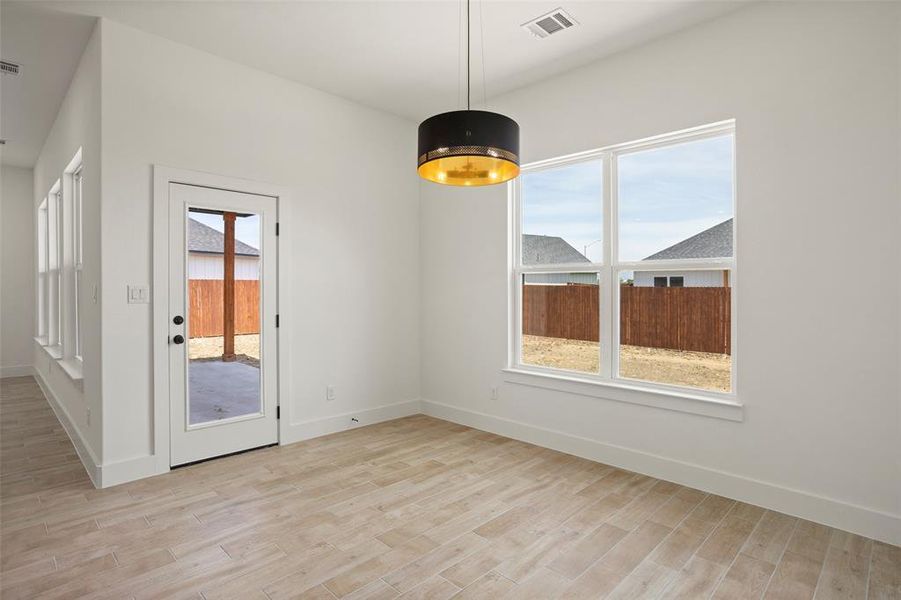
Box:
172, 334, 185, 345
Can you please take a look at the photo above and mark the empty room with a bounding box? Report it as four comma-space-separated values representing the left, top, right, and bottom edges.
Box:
0, 0, 899, 598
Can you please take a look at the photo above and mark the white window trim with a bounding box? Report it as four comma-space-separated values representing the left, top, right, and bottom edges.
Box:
57, 357, 84, 384
46, 180, 63, 353
509, 121, 739, 419
42, 343, 63, 360
37, 198, 49, 340
70, 160, 84, 364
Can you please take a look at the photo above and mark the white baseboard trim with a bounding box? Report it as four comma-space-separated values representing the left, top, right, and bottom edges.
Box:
1, 365, 34, 378
421, 399, 901, 547
79, 400, 424, 489
100, 455, 166, 488
34, 370, 102, 488
281, 399, 422, 445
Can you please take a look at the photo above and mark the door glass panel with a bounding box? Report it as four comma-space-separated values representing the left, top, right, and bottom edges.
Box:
186, 208, 262, 425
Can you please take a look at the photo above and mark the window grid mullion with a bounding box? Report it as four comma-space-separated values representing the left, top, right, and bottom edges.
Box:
517, 264, 604, 274
600, 155, 615, 379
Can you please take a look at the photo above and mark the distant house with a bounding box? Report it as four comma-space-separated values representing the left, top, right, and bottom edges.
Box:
634, 218, 732, 287
188, 218, 259, 280
522, 234, 596, 285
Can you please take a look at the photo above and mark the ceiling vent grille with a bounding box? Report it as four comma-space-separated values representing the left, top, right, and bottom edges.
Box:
522, 8, 578, 39
1, 61, 21, 76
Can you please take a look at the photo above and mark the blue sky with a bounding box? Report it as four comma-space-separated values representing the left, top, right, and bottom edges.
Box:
522, 134, 733, 263
190, 211, 261, 251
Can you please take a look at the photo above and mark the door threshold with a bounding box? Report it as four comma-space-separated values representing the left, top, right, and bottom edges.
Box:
170, 442, 278, 469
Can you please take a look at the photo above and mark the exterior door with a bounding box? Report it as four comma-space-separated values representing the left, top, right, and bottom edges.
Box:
169, 183, 278, 466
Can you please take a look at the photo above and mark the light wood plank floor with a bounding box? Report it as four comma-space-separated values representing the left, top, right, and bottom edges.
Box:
1, 376, 899, 599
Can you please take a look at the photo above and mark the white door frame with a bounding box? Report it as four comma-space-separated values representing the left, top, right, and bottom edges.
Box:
152, 165, 293, 474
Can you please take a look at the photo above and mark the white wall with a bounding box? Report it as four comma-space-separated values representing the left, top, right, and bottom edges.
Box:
31, 21, 102, 471
420, 2, 901, 544
1, 166, 35, 377
99, 20, 420, 474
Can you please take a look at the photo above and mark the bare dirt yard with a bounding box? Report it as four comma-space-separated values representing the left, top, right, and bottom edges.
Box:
522, 335, 731, 392
189, 334, 260, 366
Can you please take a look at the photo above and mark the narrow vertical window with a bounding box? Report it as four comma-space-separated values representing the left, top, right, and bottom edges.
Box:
37, 198, 49, 340
73, 166, 83, 361
47, 182, 63, 350
516, 159, 604, 374
56, 190, 63, 346
616, 133, 734, 392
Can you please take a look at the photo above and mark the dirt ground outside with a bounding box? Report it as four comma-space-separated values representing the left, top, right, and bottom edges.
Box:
189, 334, 260, 367
189, 333, 729, 392
522, 335, 731, 392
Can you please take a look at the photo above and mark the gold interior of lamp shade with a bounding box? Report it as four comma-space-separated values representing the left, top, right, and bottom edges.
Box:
418, 155, 520, 186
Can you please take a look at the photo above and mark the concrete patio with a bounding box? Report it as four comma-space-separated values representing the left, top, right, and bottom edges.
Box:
189, 360, 261, 424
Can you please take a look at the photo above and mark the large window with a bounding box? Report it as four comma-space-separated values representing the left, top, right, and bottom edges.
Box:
512, 122, 735, 395
35, 150, 85, 378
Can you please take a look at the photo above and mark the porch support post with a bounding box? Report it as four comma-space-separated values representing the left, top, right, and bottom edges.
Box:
222, 211, 237, 362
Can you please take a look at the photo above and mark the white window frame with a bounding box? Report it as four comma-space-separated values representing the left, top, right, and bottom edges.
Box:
36, 198, 49, 342
47, 180, 63, 354
509, 121, 738, 408
71, 165, 84, 362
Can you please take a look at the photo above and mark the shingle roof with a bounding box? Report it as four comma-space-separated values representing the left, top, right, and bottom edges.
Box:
188, 218, 259, 256
643, 218, 733, 260
522, 234, 590, 264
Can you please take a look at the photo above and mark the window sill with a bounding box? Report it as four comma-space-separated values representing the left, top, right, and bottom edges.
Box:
34, 335, 49, 346
42, 344, 64, 360
501, 367, 743, 422
57, 358, 84, 383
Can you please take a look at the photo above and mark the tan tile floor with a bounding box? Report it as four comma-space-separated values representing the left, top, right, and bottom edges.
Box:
1, 376, 898, 599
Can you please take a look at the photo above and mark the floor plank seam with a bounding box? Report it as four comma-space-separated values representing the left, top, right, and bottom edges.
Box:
862, 538, 875, 600
759, 516, 800, 599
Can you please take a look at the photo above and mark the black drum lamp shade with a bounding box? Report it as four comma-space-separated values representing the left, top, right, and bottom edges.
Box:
418, 110, 519, 186
417, 1, 520, 186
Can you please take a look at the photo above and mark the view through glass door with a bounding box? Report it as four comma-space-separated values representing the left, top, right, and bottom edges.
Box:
169, 183, 278, 466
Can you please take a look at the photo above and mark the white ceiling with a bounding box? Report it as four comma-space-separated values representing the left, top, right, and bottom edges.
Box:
0, 2, 95, 167
2, 0, 748, 167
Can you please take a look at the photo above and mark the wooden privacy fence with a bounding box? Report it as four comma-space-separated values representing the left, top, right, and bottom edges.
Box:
189, 280, 260, 338
522, 284, 731, 355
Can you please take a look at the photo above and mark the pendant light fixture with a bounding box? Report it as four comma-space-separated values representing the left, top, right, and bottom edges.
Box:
417, 0, 520, 186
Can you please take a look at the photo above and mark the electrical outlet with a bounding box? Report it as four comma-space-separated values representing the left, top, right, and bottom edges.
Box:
326, 385, 336, 401
490, 386, 498, 400
350, 417, 360, 427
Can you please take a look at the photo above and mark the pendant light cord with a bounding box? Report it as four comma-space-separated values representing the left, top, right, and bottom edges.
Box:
466, 0, 470, 110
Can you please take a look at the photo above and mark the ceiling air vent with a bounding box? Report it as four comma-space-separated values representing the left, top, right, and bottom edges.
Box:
1, 61, 21, 76
522, 8, 578, 39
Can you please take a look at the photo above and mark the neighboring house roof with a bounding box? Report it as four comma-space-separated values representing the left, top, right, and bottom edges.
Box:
188, 217, 259, 256
643, 218, 733, 260
522, 234, 590, 264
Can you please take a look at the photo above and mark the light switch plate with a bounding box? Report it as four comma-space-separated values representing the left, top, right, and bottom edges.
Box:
127, 285, 150, 304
